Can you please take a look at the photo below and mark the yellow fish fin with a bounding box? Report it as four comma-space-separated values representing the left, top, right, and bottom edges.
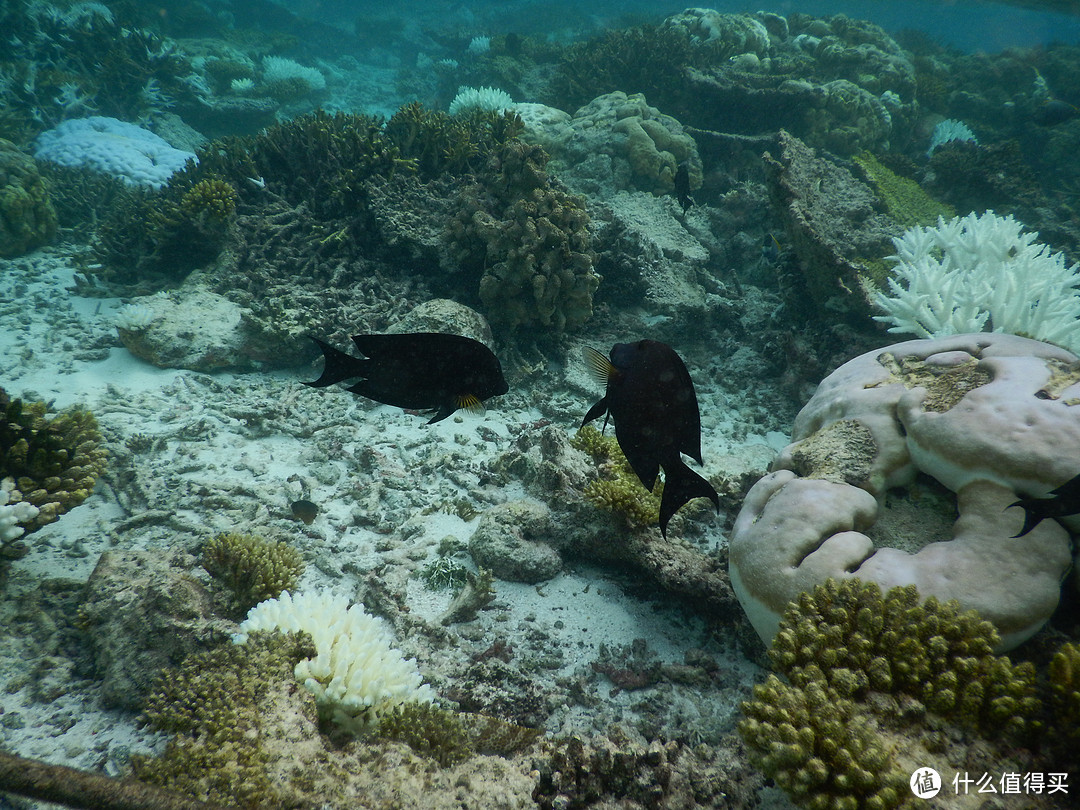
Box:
583, 346, 615, 387
458, 394, 486, 415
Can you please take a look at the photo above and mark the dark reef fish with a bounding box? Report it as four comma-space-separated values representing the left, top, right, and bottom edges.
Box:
673, 161, 694, 214
1008, 471, 1080, 537
582, 339, 719, 536
305, 332, 508, 424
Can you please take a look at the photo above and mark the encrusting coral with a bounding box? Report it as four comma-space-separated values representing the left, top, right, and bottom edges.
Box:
200, 531, 304, 617
0, 387, 107, 532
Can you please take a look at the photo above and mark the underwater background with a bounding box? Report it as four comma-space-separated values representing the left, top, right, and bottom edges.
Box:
3, 0, 1080, 808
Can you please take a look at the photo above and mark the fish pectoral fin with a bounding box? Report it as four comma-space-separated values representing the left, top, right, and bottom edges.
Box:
583, 347, 615, 387
458, 394, 486, 416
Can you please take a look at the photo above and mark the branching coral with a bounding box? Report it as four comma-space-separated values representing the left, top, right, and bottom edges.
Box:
570, 425, 661, 528
200, 531, 304, 617
0, 387, 106, 532
739, 578, 1044, 810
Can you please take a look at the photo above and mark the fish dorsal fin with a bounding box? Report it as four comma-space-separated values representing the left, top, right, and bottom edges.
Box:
583, 347, 615, 388
458, 394, 486, 416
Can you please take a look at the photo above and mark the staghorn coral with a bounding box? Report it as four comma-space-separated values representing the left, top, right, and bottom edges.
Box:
739, 578, 1045, 810
200, 531, 304, 618
0, 387, 106, 532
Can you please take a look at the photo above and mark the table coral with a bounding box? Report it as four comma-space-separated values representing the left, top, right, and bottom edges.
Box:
730, 333, 1078, 651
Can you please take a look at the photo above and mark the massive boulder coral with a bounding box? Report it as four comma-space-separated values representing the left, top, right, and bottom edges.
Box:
536, 91, 703, 197
447, 139, 599, 333
729, 333, 1078, 651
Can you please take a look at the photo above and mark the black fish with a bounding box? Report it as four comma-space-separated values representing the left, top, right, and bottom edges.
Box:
1008, 472, 1080, 537
291, 499, 319, 525
582, 339, 719, 536
1033, 98, 1079, 127
305, 332, 508, 424
673, 162, 694, 214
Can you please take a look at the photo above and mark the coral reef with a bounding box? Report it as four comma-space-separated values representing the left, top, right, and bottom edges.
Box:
234, 590, 434, 734
0, 387, 107, 532
447, 139, 599, 333
0, 139, 57, 257
200, 531, 304, 618
79, 549, 233, 710
763, 131, 896, 322
571, 424, 661, 529
730, 333, 1077, 651
739, 579, 1041, 810
134, 631, 315, 807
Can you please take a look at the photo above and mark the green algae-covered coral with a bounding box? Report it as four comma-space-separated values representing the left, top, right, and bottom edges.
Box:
740, 578, 1047, 810
852, 152, 954, 230
0, 387, 106, 531
200, 531, 304, 617
0, 139, 57, 257
571, 424, 661, 528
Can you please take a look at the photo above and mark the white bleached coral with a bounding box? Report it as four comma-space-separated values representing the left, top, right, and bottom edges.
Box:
234, 590, 433, 734
1, 478, 39, 544
448, 85, 513, 115
870, 211, 1080, 352
33, 117, 195, 189
261, 56, 326, 91
114, 302, 157, 332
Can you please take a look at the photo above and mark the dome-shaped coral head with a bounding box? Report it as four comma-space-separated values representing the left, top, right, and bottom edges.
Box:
582, 339, 719, 536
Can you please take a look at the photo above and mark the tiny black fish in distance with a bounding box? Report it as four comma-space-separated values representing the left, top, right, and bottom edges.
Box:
1007, 471, 1080, 537
673, 162, 694, 215
582, 339, 719, 536
305, 332, 508, 424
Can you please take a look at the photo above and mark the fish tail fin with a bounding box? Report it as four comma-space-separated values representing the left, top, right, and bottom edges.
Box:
1007, 499, 1044, 538
304, 337, 364, 388
659, 457, 720, 537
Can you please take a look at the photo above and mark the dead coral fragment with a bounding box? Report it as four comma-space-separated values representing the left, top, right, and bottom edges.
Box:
200, 531, 304, 617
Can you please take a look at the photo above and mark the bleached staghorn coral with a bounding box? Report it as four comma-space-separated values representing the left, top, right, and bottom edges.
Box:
233, 590, 434, 734
870, 211, 1080, 353
448, 85, 513, 115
